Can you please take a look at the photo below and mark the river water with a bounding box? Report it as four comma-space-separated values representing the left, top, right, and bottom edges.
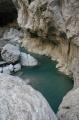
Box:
15, 48, 73, 113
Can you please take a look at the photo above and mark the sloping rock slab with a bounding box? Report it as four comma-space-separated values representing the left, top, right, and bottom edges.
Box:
0, 73, 57, 120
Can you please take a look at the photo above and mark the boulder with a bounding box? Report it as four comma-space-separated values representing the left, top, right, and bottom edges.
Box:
14, 63, 21, 72
1, 44, 20, 63
0, 73, 57, 120
20, 52, 38, 66
8, 64, 14, 72
57, 88, 79, 120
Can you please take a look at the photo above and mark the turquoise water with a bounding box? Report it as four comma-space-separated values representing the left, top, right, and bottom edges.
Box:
15, 49, 73, 113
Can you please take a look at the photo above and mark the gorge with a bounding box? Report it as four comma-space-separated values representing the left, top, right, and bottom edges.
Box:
0, 0, 79, 120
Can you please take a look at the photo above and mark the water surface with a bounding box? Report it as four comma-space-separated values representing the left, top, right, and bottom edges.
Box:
15, 49, 73, 113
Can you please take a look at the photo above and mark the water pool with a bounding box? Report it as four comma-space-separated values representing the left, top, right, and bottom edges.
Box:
15, 49, 73, 113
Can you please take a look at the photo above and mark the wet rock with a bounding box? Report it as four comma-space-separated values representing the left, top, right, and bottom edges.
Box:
0, 73, 57, 120
20, 52, 38, 66
1, 44, 20, 63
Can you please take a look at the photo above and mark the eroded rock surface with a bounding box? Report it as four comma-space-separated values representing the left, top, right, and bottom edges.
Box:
11, 1, 79, 119
0, 27, 23, 50
11, 0, 79, 86
1, 44, 20, 63
57, 88, 79, 120
1, 0, 79, 119
0, 73, 57, 120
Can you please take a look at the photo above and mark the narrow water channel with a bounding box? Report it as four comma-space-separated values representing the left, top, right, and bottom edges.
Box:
15, 48, 73, 113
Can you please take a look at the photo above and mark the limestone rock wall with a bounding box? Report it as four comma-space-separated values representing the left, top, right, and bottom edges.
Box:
12, 0, 79, 85
11, 1, 79, 119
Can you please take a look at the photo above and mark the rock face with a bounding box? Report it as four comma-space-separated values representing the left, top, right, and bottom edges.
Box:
57, 88, 79, 120
11, 1, 79, 119
1, 44, 20, 63
11, 0, 79, 86
12, 0, 79, 45
0, 73, 57, 120
0, 27, 23, 51
12, 0, 65, 39
20, 52, 38, 66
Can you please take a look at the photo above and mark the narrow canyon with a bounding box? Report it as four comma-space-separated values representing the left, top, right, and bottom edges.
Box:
0, 0, 79, 120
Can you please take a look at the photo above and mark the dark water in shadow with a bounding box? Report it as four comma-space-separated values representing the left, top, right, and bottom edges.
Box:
15, 48, 73, 113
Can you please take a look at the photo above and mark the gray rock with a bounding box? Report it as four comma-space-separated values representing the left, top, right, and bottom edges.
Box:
0, 27, 23, 50
12, 0, 79, 88
1, 44, 20, 63
3, 66, 11, 74
14, 63, 21, 72
0, 73, 57, 120
0, 67, 2, 73
12, 0, 79, 46
57, 88, 79, 120
8, 64, 14, 72
20, 52, 38, 66
3, 64, 14, 74
1, 28, 22, 45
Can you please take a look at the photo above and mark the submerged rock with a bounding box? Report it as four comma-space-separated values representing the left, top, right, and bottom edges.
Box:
57, 88, 79, 120
20, 52, 38, 66
0, 73, 57, 120
1, 44, 20, 63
